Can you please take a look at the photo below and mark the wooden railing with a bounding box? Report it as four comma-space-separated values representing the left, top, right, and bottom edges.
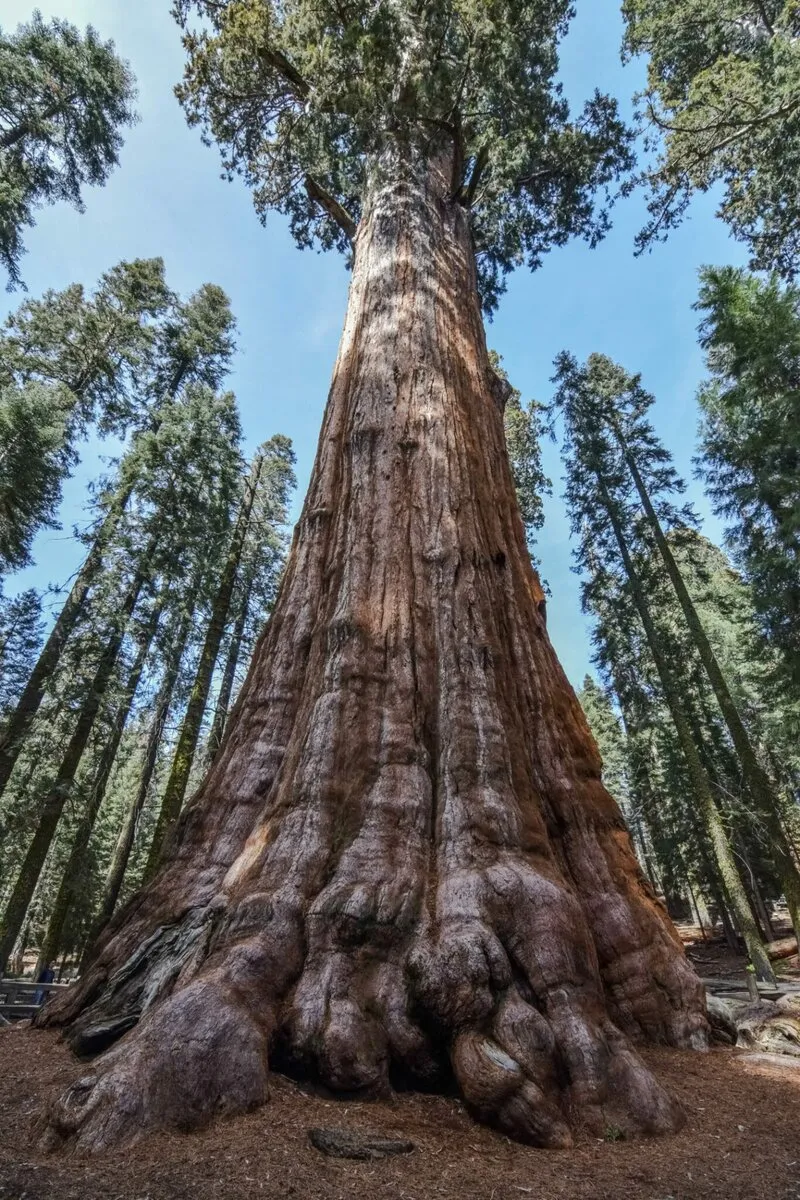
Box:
0, 977, 72, 1023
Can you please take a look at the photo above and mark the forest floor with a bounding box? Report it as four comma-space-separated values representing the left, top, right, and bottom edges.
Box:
681, 919, 800, 984
1, 928, 798, 1200
1, 1022, 799, 1200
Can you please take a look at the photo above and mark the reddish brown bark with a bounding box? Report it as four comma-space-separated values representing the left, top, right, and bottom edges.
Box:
37, 152, 706, 1155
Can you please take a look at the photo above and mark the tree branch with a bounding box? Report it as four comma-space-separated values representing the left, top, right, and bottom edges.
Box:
755, 1, 775, 36
645, 93, 800, 138
449, 112, 465, 199
463, 145, 488, 208
0, 98, 74, 150
304, 175, 356, 241
257, 46, 311, 101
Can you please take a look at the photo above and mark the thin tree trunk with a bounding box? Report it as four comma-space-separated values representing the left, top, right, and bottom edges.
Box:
784, 810, 800, 865
615, 428, 800, 937
0, 749, 41, 872
694, 887, 713, 931
631, 816, 659, 892
604, 619, 687, 912
676, 700, 753, 945
0, 500, 130, 803
143, 457, 263, 877
0, 547, 155, 973
38, 150, 705, 1154
35, 594, 165, 973
8, 921, 29, 977
700, 854, 739, 950
597, 476, 775, 982
737, 842, 776, 942
205, 572, 253, 764
685, 881, 707, 939
83, 592, 198, 961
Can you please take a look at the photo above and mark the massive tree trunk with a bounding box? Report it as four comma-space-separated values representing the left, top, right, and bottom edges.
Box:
37, 151, 706, 1155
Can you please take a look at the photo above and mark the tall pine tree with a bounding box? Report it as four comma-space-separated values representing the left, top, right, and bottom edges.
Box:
695, 265, 800, 700
0, 12, 136, 287
553, 352, 777, 980
0, 258, 171, 572
0, 278, 236, 799
0, 381, 244, 972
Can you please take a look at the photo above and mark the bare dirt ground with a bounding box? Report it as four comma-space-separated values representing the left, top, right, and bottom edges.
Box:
1, 1023, 799, 1200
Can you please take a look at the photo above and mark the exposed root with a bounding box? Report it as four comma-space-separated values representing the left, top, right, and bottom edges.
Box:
41, 979, 270, 1154
37, 851, 702, 1154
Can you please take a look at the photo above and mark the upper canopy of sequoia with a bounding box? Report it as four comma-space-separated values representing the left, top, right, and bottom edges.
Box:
174, 0, 634, 310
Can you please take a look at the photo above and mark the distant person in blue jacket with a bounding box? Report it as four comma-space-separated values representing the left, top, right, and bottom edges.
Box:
34, 963, 55, 1005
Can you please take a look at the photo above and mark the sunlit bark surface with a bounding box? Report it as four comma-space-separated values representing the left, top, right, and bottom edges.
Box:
38, 154, 707, 1154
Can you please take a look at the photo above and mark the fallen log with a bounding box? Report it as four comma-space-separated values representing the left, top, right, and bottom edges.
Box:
308, 1129, 415, 1160
767, 937, 798, 961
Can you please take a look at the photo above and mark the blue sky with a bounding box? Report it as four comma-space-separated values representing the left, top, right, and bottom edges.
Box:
2, 0, 743, 688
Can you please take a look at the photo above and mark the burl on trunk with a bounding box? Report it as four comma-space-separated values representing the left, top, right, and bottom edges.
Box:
37, 155, 707, 1154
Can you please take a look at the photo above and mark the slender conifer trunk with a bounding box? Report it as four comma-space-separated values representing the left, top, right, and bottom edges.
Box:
0, 547, 155, 973
205, 573, 252, 763
615, 427, 800, 936
85, 594, 199, 958
35, 595, 165, 972
144, 456, 262, 877
0, 501, 129, 802
0, 364, 188, 804
38, 150, 705, 1154
740, 847, 776, 942
597, 476, 774, 982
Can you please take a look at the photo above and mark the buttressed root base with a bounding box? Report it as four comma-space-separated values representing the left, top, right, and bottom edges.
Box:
36, 151, 708, 1155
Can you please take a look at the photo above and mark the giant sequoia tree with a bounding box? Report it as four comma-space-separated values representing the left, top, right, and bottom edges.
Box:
38, 0, 706, 1154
